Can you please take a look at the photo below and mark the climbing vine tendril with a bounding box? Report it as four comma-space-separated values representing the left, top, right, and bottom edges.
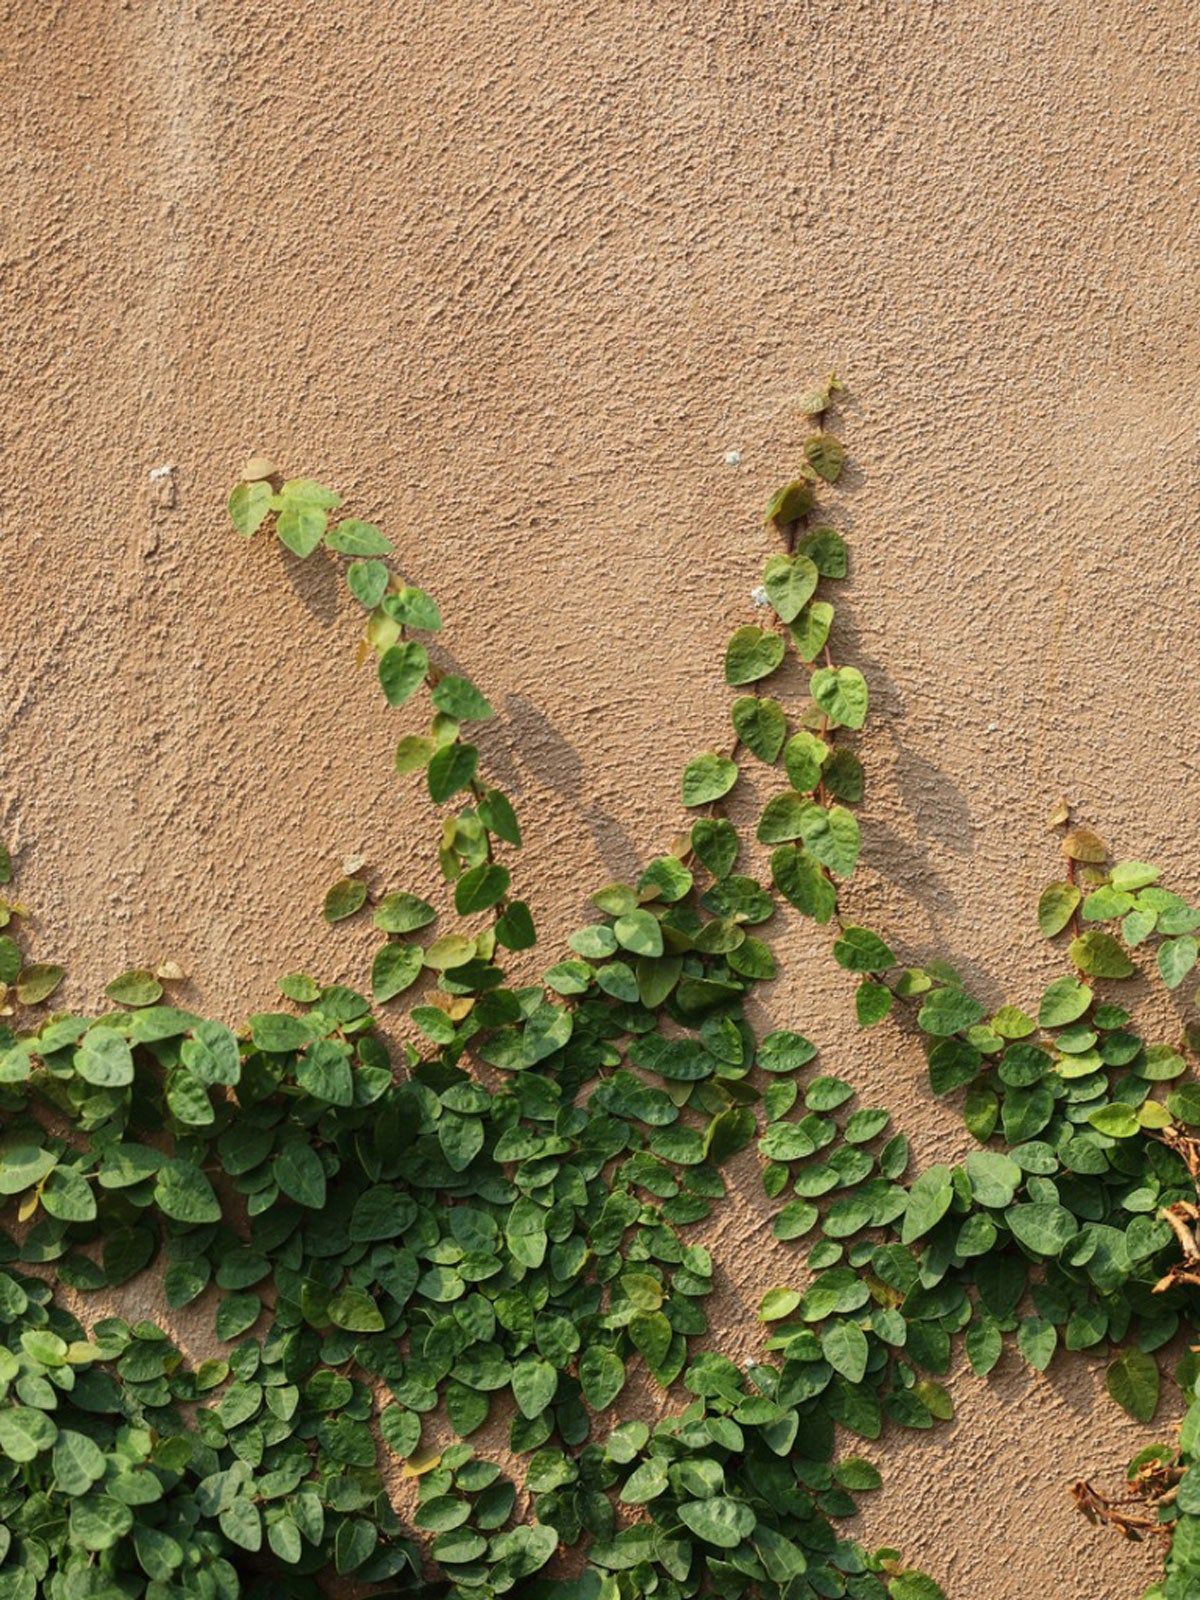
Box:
1, 382, 1199, 1600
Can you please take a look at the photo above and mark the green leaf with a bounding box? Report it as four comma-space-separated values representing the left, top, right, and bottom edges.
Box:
1087, 1102, 1140, 1139
1005, 1202, 1076, 1256
512, 1357, 558, 1418
614, 909, 664, 958
833, 926, 895, 973
378, 641, 429, 707
725, 625, 785, 686
74, 1029, 134, 1088
682, 753, 739, 807
496, 899, 537, 950
1159, 936, 1199, 990
0, 1144, 56, 1195
0, 937, 18, 984
328, 1286, 385, 1333
104, 969, 163, 1007
759, 1287, 801, 1321
810, 665, 868, 729
821, 1320, 869, 1384
1069, 929, 1133, 978
154, 1159, 221, 1224
762, 553, 819, 623
784, 730, 828, 792
277, 476, 341, 508
432, 675, 494, 722
765, 480, 815, 527
427, 742, 479, 803
888, 1575, 947, 1600
732, 696, 787, 762
346, 559, 389, 608
692, 817, 738, 878
0, 1405, 57, 1461
856, 980, 892, 1026
771, 845, 836, 923
964, 1150, 1021, 1208
371, 942, 423, 1002
52, 1430, 106, 1495
276, 501, 326, 557
219, 1497, 262, 1553
798, 803, 860, 876
1110, 860, 1160, 891
385, 585, 442, 630
228, 480, 272, 537
579, 1346, 626, 1410
249, 1012, 313, 1052
965, 1316, 1002, 1376
1038, 975, 1093, 1026
374, 891, 437, 933
804, 432, 845, 483
323, 877, 367, 923
296, 1040, 353, 1104
455, 864, 510, 915
1037, 881, 1080, 937
71, 1495, 135, 1552
395, 734, 435, 773
678, 1497, 756, 1549
917, 987, 985, 1037
477, 787, 522, 846
901, 1165, 953, 1244
273, 1138, 326, 1208
41, 1166, 96, 1222
1017, 1315, 1057, 1372
16, 964, 65, 1005
1107, 1346, 1160, 1423
326, 518, 392, 556
790, 598, 835, 662
380, 1403, 422, 1460
835, 1456, 882, 1491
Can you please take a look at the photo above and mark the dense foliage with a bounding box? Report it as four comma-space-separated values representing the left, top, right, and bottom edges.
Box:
3, 386, 1200, 1599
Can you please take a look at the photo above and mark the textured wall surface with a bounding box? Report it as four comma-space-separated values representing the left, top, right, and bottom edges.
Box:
3, 0, 1200, 1593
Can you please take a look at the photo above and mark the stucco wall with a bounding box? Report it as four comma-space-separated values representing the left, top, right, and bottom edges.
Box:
3, 1, 1200, 1593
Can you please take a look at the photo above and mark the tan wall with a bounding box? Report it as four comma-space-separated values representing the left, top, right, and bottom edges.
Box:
4, 1, 1200, 1593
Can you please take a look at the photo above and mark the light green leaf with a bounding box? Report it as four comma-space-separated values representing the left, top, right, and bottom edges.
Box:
1159, 936, 1199, 990
1038, 975, 1093, 1027
1069, 929, 1133, 979
804, 432, 845, 483
725, 625, 785, 686
346, 559, 389, 608
74, 1029, 134, 1088
1037, 881, 1080, 937
228, 480, 272, 537
762, 553, 819, 624
821, 1320, 869, 1383
678, 1497, 756, 1549
682, 753, 739, 808
325, 519, 392, 556
810, 665, 868, 729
